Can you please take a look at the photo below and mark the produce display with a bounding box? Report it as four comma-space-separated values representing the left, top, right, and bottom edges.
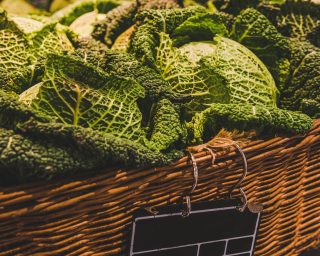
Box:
0, 0, 319, 183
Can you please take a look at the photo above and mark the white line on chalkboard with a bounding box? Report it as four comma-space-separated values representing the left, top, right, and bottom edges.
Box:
249, 212, 261, 255
132, 235, 253, 255
196, 244, 200, 256
228, 251, 252, 256
223, 239, 229, 255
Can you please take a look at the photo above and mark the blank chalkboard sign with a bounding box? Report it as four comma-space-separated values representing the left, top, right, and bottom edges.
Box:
129, 199, 261, 256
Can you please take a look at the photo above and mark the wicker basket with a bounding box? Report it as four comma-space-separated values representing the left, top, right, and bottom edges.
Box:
0, 120, 319, 256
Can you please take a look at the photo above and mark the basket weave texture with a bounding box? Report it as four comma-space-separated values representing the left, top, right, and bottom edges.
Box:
0, 120, 319, 256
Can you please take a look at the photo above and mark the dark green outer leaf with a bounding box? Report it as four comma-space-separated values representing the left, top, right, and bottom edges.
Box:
172, 12, 229, 46
281, 49, 320, 118
130, 7, 206, 66
149, 99, 186, 151
230, 8, 291, 88
190, 102, 313, 143
104, 51, 172, 100
0, 120, 171, 184
230, 8, 290, 61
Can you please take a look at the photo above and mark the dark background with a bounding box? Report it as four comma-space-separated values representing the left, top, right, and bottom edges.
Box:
300, 248, 319, 256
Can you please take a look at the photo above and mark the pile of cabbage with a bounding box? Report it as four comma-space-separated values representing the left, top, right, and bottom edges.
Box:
0, 0, 319, 183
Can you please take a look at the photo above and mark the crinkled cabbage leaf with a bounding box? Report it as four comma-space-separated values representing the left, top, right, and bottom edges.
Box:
21, 54, 146, 141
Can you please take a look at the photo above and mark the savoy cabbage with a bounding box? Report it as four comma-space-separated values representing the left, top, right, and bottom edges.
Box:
129, 7, 313, 142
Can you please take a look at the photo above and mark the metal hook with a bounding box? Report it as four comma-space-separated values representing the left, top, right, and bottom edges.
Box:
145, 206, 159, 216
203, 147, 216, 166
228, 142, 248, 212
182, 149, 217, 217
181, 195, 192, 217
182, 151, 199, 217
204, 144, 247, 211
188, 152, 199, 194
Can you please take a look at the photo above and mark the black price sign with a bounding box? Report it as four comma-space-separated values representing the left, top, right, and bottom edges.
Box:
129, 199, 261, 256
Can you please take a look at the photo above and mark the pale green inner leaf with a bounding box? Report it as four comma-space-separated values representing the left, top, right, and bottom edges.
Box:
212, 36, 278, 106
156, 32, 209, 98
